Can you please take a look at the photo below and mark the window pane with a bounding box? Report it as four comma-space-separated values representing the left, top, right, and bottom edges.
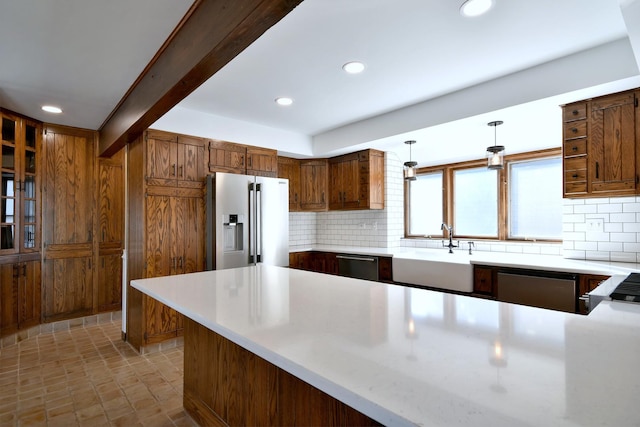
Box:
509, 157, 562, 239
408, 171, 443, 236
454, 168, 497, 237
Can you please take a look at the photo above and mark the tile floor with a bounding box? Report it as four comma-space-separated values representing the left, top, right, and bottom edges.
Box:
0, 319, 197, 427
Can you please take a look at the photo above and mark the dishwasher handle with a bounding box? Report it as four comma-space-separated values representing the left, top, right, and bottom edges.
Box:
336, 255, 377, 262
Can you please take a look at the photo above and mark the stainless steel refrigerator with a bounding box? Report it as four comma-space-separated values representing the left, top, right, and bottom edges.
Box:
205, 172, 289, 270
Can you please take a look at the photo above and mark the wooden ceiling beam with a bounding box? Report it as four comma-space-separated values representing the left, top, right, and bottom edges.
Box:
98, 0, 303, 157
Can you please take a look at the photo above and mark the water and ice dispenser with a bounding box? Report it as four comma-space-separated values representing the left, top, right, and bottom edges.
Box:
222, 214, 244, 252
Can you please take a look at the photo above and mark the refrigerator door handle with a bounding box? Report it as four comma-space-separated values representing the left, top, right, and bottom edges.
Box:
248, 182, 255, 264
256, 183, 262, 263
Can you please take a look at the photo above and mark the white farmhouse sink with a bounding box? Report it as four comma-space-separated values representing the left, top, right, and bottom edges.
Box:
392, 249, 473, 293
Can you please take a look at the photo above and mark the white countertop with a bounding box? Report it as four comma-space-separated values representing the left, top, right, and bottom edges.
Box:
132, 265, 640, 427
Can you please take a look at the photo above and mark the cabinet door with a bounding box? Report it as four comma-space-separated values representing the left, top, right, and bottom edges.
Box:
590, 92, 636, 194
473, 266, 495, 296
97, 253, 122, 313
300, 160, 327, 211
145, 195, 173, 277
0, 262, 19, 336
181, 196, 205, 274
341, 158, 360, 209
18, 260, 41, 329
0, 112, 39, 254
278, 157, 301, 211
247, 146, 277, 177
1, 114, 19, 255
98, 159, 124, 245
146, 131, 178, 183
208, 140, 246, 174
43, 257, 93, 321
328, 161, 343, 210
177, 136, 206, 186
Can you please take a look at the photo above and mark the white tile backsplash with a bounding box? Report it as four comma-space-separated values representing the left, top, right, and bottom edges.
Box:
562, 196, 640, 261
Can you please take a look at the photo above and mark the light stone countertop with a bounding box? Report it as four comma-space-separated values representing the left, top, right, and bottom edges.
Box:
132, 265, 640, 427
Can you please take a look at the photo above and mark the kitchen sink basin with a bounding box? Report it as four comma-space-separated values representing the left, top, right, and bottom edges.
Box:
392, 250, 473, 293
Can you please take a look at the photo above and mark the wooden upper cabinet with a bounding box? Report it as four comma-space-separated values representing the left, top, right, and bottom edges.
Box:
300, 159, 328, 211
209, 140, 278, 177
208, 139, 246, 174
562, 88, 639, 198
0, 110, 41, 255
329, 149, 384, 210
589, 91, 637, 195
247, 146, 277, 177
278, 157, 301, 211
146, 130, 206, 188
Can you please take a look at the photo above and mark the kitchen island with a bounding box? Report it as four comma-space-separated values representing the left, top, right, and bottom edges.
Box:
132, 264, 640, 426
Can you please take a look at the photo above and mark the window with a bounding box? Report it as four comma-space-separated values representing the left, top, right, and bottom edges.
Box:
509, 157, 562, 239
405, 148, 562, 241
453, 167, 497, 237
407, 171, 443, 236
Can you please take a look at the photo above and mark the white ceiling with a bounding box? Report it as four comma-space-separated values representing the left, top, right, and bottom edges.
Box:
1, 0, 639, 166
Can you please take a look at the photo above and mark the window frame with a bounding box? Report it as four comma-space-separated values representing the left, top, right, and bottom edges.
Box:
404, 147, 562, 242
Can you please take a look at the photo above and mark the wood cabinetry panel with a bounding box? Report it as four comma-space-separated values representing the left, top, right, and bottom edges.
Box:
43, 125, 96, 322
183, 318, 382, 427
43, 257, 93, 321
562, 88, 640, 198
97, 253, 122, 313
98, 159, 124, 245
278, 157, 301, 211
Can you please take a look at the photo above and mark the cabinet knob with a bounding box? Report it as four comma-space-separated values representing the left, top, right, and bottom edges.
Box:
572, 110, 579, 116
572, 146, 578, 151
571, 127, 578, 133
572, 174, 578, 179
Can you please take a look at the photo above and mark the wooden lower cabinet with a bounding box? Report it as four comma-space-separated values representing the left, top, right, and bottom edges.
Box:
97, 251, 123, 313
473, 265, 495, 296
183, 318, 382, 427
0, 258, 41, 336
290, 251, 391, 282
43, 255, 93, 322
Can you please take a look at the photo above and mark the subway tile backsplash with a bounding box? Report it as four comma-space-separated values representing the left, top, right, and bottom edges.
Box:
289, 151, 640, 261
562, 196, 640, 262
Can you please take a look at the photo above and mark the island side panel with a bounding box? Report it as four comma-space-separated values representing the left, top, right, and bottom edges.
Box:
183, 317, 383, 427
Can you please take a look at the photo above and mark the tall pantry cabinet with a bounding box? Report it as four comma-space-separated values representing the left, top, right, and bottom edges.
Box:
126, 129, 206, 351
42, 125, 96, 321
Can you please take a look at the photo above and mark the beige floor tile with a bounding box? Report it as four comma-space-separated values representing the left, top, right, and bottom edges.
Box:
0, 318, 194, 427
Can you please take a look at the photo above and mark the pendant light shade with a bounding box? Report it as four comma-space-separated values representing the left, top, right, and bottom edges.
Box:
486, 121, 505, 170
404, 140, 418, 181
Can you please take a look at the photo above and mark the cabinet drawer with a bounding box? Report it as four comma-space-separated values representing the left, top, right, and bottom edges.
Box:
563, 120, 587, 139
564, 168, 587, 183
563, 140, 587, 157
565, 181, 587, 194
563, 156, 586, 171
563, 103, 587, 122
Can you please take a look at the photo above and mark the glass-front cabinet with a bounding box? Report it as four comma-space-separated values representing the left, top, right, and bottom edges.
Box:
1, 110, 40, 255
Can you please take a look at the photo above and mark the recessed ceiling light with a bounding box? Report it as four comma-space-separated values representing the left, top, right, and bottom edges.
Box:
342, 61, 365, 74
275, 97, 293, 106
42, 105, 63, 114
460, 0, 494, 17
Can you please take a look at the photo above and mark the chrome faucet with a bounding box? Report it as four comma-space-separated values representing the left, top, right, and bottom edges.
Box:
441, 223, 458, 254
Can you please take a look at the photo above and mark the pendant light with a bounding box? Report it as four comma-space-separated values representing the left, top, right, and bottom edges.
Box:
403, 140, 418, 181
486, 121, 505, 170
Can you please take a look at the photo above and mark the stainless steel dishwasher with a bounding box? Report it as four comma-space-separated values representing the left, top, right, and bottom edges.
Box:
336, 254, 379, 281
497, 270, 577, 312
497, 271, 577, 313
